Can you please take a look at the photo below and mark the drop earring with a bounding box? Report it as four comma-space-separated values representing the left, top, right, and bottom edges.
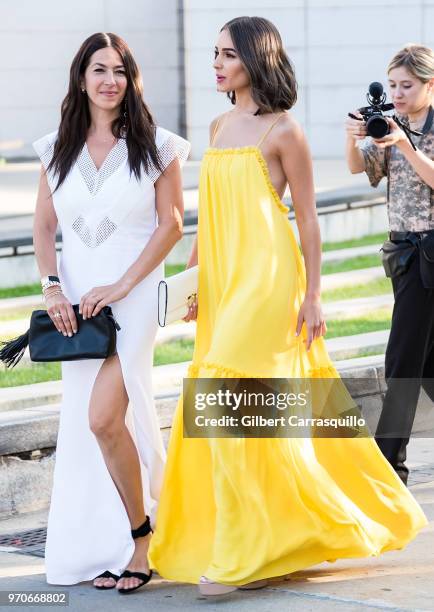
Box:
121, 100, 128, 137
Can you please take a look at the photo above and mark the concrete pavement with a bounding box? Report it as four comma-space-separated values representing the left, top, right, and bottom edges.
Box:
0, 436, 433, 611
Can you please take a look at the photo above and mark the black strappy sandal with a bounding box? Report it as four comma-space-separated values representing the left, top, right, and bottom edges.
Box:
117, 516, 153, 595
93, 570, 120, 590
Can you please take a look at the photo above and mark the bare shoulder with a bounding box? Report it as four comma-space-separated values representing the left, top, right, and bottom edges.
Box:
273, 112, 304, 145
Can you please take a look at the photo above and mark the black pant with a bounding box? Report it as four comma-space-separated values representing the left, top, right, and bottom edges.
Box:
375, 254, 434, 485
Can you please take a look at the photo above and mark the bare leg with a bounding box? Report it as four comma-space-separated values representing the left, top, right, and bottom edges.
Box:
89, 355, 151, 590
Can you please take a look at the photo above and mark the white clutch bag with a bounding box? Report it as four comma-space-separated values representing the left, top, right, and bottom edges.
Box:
158, 265, 198, 326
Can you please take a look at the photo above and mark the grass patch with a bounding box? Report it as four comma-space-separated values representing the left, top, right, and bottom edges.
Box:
322, 277, 392, 302
153, 338, 194, 367
0, 234, 388, 302
165, 263, 185, 277
0, 338, 195, 388
322, 233, 387, 252
0, 263, 185, 303
325, 309, 391, 338
322, 254, 381, 275
0, 283, 41, 299
0, 311, 391, 387
0, 234, 387, 301
0, 362, 61, 388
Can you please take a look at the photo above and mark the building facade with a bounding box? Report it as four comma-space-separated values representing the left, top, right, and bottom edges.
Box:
0, 0, 432, 160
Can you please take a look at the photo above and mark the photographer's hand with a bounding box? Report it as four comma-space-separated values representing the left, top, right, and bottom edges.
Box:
377, 118, 434, 189
372, 117, 406, 149
345, 111, 367, 141
345, 111, 367, 174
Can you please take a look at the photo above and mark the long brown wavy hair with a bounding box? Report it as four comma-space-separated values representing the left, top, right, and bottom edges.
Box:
48, 32, 162, 191
221, 16, 297, 113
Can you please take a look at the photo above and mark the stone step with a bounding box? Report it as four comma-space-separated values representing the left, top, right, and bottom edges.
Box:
333, 353, 385, 372
0, 258, 387, 316
0, 294, 43, 313
0, 321, 197, 366
323, 294, 393, 319
0, 361, 189, 412
3, 351, 434, 518
0, 293, 394, 339
322, 243, 381, 263
326, 329, 389, 361
0, 330, 390, 413
173, 330, 386, 363
1, 289, 393, 350
0, 391, 182, 457
321, 266, 385, 291
0, 380, 62, 412
2, 354, 433, 457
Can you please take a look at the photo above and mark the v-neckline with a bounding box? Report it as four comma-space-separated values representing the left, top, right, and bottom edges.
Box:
77, 138, 127, 196
84, 139, 119, 173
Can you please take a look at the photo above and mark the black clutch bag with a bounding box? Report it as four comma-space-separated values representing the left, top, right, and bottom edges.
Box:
0, 305, 121, 369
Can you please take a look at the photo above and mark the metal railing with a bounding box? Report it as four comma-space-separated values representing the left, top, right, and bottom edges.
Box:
0, 186, 387, 254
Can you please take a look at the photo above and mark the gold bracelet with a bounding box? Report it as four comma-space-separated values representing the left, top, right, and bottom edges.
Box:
43, 289, 63, 301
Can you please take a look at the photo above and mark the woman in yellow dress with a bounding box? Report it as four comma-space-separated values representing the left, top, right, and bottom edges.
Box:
148, 16, 428, 596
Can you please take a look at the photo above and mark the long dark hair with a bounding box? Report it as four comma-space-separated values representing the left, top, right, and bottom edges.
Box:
221, 16, 297, 112
48, 32, 162, 191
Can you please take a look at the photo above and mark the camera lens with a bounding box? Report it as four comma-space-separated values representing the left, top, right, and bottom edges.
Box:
366, 115, 389, 138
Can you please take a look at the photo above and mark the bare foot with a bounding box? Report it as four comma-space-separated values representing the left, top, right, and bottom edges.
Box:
116, 533, 152, 591
93, 573, 117, 589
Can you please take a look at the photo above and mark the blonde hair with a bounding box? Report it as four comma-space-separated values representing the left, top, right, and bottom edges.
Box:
388, 44, 434, 82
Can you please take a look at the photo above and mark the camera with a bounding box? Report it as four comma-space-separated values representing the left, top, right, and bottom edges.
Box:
356, 82, 394, 139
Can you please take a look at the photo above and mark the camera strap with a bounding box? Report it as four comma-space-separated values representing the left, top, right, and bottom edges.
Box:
392, 116, 422, 151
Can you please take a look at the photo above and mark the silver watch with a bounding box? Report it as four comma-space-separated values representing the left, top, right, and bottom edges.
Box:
41, 275, 61, 292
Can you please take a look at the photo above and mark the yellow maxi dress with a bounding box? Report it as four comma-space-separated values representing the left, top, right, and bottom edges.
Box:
148, 118, 428, 586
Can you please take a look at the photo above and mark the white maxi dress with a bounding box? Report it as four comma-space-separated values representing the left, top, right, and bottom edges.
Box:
32, 127, 190, 585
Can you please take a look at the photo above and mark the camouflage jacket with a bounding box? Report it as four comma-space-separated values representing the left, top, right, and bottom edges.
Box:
360, 106, 434, 232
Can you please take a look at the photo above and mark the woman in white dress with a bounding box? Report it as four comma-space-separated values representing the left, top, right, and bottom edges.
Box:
32, 32, 190, 593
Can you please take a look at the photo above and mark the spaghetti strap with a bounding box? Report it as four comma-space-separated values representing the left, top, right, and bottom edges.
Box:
210, 114, 226, 146
256, 112, 286, 147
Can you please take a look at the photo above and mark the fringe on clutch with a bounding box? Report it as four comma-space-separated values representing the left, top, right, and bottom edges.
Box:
0, 331, 30, 368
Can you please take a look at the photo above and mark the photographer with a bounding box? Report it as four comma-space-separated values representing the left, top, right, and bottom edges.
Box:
345, 44, 434, 485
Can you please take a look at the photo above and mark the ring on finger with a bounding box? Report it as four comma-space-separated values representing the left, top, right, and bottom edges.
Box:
53, 312, 62, 318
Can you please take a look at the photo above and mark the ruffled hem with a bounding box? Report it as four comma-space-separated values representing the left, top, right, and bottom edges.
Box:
206, 145, 258, 156
151, 520, 427, 586
308, 364, 340, 377
187, 361, 251, 379
187, 361, 340, 380
205, 146, 290, 215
